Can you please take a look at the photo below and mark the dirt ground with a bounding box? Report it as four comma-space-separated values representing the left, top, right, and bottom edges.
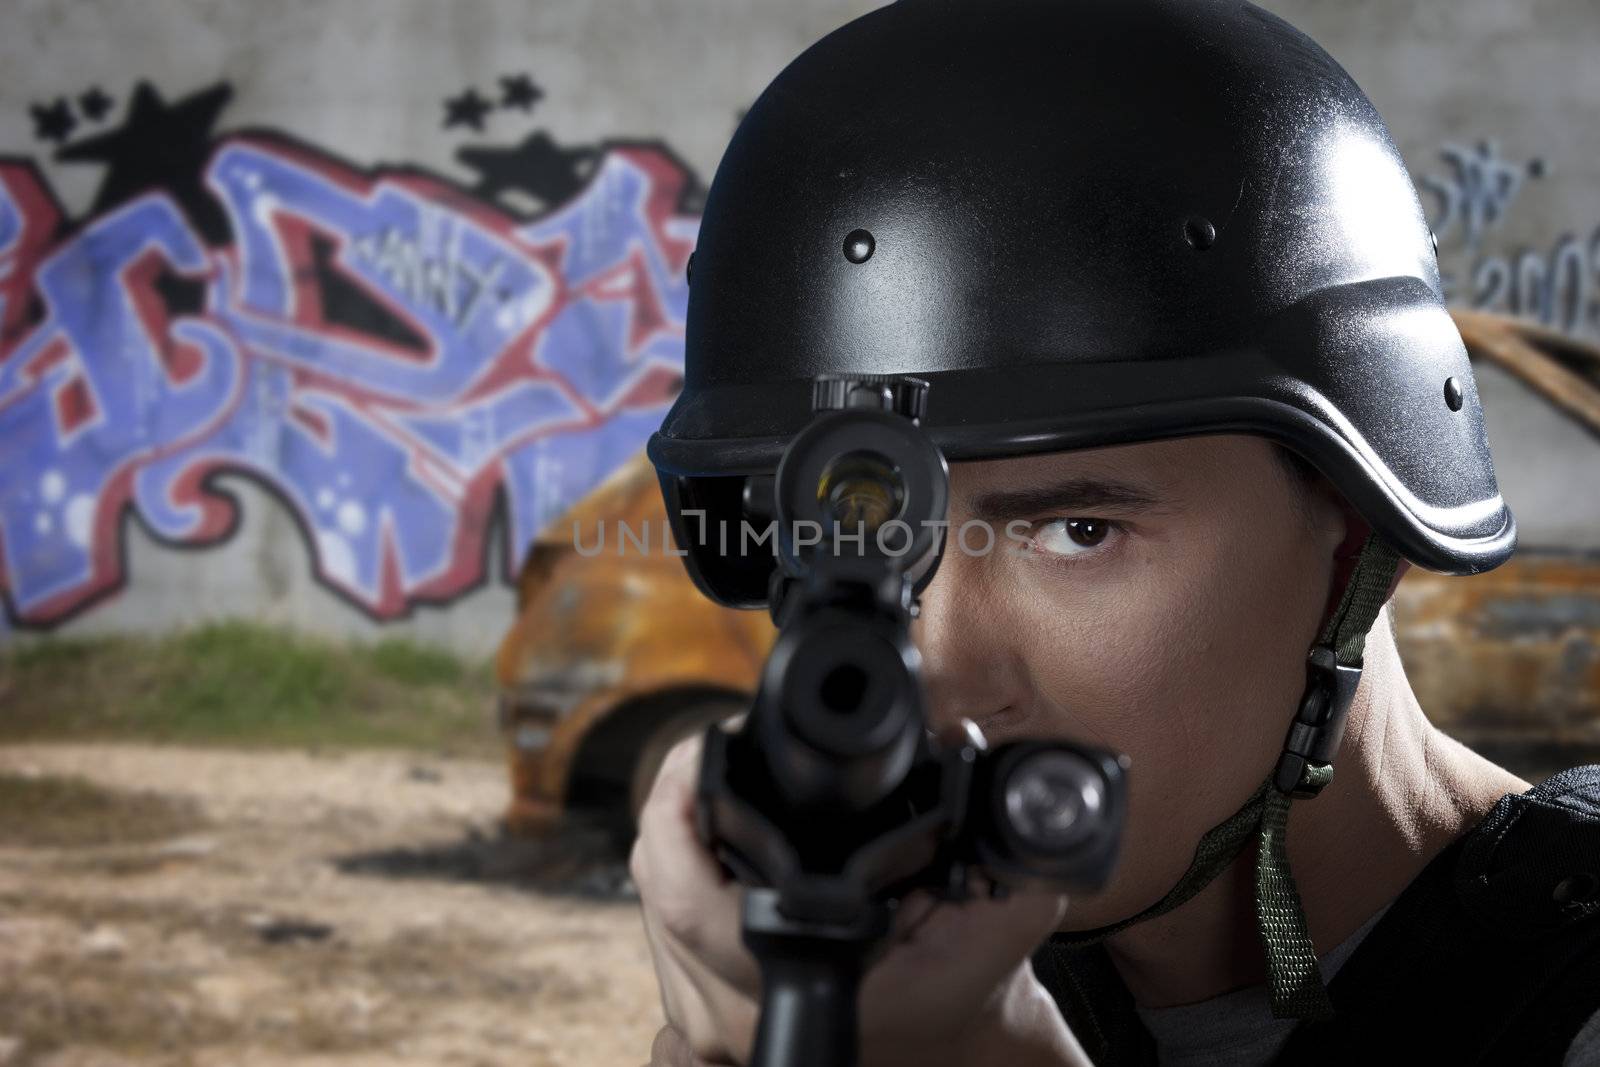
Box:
0, 744, 662, 1067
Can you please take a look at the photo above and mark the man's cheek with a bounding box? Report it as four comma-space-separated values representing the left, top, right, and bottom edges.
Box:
1024, 587, 1204, 730
1024, 591, 1270, 805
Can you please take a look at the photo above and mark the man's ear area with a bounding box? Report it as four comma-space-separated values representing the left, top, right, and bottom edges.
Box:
1273, 445, 1352, 553
1273, 443, 1413, 602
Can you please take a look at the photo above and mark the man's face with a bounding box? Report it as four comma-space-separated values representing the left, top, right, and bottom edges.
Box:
912, 433, 1347, 929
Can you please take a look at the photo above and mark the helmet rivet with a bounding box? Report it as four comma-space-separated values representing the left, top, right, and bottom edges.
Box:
1444, 376, 1464, 411
843, 229, 876, 263
1183, 215, 1216, 251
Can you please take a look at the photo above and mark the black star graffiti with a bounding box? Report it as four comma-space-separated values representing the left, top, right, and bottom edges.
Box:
55, 80, 235, 245
30, 98, 76, 144
456, 131, 600, 209
499, 74, 543, 112
443, 88, 493, 131
78, 86, 114, 122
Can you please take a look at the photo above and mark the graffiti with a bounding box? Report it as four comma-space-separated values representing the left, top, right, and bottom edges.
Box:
1419, 139, 1600, 339
1467, 231, 1600, 338
1, 80, 700, 628
499, 75, 543, 113
351, 225, 510, 329
443, 90, 494, 132
78, 88, 114, 123
1419, 140, 1538, 254
28, 87, 116, 146
442, 73, 543, 132
29, 99, 77, 144
459, 134, 606, 212
57, 82, 235, 244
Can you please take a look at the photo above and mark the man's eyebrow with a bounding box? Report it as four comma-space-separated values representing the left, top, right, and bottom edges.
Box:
967, 478, 1164, 521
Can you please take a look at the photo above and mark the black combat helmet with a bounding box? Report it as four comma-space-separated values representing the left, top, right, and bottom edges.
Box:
648, 0, 1522, 1023
649, 0, 1514, 609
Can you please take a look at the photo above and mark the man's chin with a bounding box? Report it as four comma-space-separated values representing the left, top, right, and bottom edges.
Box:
1046, 867, 1171, 935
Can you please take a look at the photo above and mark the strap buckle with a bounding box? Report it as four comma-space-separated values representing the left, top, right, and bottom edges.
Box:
1273, 645, 1362, 798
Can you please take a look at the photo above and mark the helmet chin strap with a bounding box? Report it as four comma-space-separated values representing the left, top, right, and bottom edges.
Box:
1051, 534, 1401, 1021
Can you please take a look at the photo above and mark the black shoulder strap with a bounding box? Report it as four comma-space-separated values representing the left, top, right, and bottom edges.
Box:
1031, 765, 1600, 1067
1276, 763, 1600, 1066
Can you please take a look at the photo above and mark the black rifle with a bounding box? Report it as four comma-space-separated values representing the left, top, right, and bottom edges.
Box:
695, 374, 1128, 1067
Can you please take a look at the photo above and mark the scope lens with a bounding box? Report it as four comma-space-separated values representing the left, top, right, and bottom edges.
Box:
819, 662, 871, 714
817, 451, 905, 534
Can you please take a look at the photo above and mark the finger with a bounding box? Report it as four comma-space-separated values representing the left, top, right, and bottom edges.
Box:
636, 737, 731, 894
638, 902, 695, 1043
648, 1023, 686, 1067
648, 1023, 726, 1067
634, 739, 759, 991
650, 894, 760, 1062
639, 860, 761, 1064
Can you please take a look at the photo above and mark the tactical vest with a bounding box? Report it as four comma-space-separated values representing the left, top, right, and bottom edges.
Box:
1032, 764, 1600, 1065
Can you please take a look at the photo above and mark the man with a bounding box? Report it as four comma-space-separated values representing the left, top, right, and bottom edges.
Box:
633, 1, 1600, 1063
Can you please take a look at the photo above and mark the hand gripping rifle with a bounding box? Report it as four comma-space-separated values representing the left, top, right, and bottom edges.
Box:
694, 374, 1129, 1067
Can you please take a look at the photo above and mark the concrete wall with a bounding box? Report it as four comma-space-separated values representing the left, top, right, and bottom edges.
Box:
0, 0, 1595, 654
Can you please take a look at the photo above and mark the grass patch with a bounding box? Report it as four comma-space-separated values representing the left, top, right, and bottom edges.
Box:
0, 621, 500, 756
0, 773, 206, 848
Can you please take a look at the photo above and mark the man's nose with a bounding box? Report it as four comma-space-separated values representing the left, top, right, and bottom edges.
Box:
910, 550, 1028, 736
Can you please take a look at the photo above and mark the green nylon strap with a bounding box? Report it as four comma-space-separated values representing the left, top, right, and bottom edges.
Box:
1257, 762, 1335, 1018
1051, 534, 1400, 1023
1254, 534, 1399, 1020
1321, 536, 1402, 659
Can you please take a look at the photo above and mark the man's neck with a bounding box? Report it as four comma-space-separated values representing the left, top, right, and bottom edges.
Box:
1101, 619, 1529, 1009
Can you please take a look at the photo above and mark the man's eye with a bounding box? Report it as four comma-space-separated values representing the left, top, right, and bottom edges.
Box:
1031, 518, 1115, 557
